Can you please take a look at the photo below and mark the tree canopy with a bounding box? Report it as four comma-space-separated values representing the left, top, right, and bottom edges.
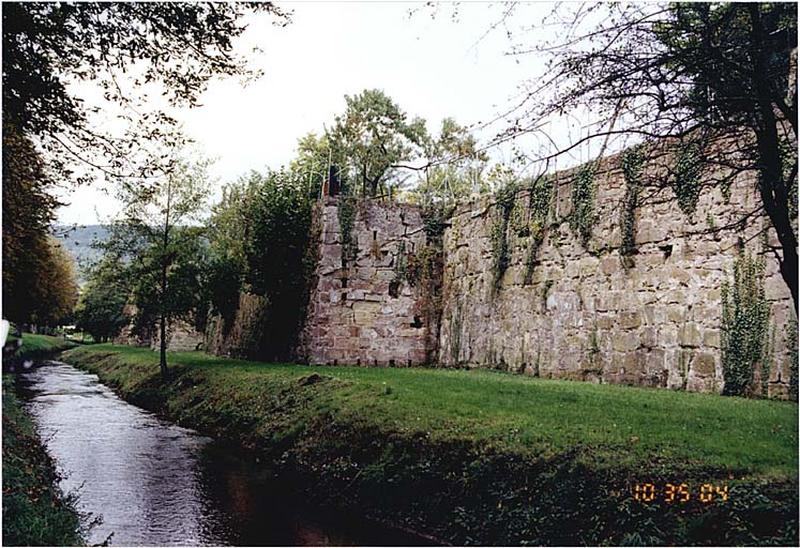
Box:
329, 89, 428, 197
2, 2, 284, 328
3, 2, 286, 181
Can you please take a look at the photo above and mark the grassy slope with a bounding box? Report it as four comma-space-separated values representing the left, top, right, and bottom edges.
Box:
9, 333, 77, 359
2, 377, 83, 546
63, 344, 799, 545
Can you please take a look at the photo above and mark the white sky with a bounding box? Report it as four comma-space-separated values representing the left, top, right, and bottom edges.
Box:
55, 1, 605, 225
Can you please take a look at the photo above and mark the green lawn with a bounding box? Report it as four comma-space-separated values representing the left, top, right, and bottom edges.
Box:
10, 333, 77, 357
64, 343, 797, 478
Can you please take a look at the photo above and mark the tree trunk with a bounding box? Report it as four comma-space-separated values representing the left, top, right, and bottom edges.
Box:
159, 235, 170, 380
748, 3, 800, 316
159, 311, 168, 380
159, 170, 173, 380
756, 136, 799, 314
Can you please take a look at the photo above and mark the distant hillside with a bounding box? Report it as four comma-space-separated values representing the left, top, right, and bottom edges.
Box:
52, 225, 110, 283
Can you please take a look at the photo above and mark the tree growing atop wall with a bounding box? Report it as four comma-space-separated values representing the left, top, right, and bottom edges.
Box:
329, 89, 428, 197
205, 168, 316, 360
412, 118, 489, 205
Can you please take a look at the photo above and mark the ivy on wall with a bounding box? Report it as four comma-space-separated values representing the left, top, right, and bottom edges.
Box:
390, 239, 408, 297
788, 318, 798, 401
338, 194, 358, 268
569, 164, 597, 249
721, 253, 771, 397
404, 204, 451, 362
523, 175, 554, 285
671, 137, 704, 217
619, 146, 645, 267
490, 182, 518, 292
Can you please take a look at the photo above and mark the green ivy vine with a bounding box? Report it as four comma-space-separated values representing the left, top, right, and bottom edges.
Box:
787, 318, 798, 401
671, 137, 704, 217
721, 253, 771, 397
393, 240, 408, 280
569, 163, 597, 248
619, 146, 645, 267
490, 182, 518, 292
523, 175, 554, 285
337, 194, 358, 267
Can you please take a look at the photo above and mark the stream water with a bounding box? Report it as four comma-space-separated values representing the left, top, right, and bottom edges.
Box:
19, 360, 428, 546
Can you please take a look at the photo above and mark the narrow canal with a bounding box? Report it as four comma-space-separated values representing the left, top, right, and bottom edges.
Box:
19, 360, 427, 546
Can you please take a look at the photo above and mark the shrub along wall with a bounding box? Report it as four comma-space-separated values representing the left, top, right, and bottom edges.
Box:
301, 150, 796, 397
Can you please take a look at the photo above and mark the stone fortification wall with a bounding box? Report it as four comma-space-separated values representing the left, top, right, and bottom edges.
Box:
149, 318, 204, 352
204, 292, 269, 358
113, 303, 205, 352
299, 198, 431, 366
438, 154, 794, 396
300, 152, 795, 396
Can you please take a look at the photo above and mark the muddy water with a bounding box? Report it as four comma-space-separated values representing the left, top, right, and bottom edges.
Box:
20, 361, 429, 546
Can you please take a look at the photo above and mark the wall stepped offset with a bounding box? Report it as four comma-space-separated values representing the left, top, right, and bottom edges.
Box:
300, 153, 796, 397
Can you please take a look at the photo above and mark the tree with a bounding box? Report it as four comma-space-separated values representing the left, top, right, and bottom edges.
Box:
74, 257, 131, 342
110, 156, 211, 378
244, 170, 315, 359
27, 238, 79, 328
3, 2, 286, 182
205, 168, 316, 360
2, 123, 60, 324
329, 89, 428, 197
2, 2, 285, 327
500, 2, 798, 313
3, 122, 78, 328
410, 117, 489, 205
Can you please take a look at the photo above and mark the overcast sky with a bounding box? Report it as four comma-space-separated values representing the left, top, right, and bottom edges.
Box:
55, 1, 602, 225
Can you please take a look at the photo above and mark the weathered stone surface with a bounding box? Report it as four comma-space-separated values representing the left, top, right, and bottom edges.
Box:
678, 323, 702, 347
205, 292, 269, 358
298, 200, 430, 366
116, 304, 204, 353
289, 154, 794, 396
692, 352, 716, 377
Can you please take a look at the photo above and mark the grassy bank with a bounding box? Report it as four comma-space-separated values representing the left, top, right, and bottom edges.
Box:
8, 333, 77, 361
2, 377, 83, 545
64, 344, 798, 545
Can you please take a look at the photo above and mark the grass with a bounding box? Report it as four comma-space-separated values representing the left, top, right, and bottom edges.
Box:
8, 333, 77, 360
2, 377, 83, 546
63, 343, 799, 545
65, 343, 796, 477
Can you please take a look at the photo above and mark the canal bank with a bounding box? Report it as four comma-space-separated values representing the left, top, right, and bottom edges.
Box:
2, 375, 83, 546
2, 334, 84, 545
63, 344, 799, 546
18, 360, 427, 546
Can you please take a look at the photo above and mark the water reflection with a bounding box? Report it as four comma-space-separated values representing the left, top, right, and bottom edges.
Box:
21, 361, 429, 546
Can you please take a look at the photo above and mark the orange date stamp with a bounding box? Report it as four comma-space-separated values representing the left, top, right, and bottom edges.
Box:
633, 483, 729, 503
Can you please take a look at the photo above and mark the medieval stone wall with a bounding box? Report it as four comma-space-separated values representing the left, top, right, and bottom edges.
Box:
204, 292, 269, 358
113, 303, 205, 352
149, 318, 205, 352
300, 154, 796, 396
299, 198, 431, 366
438, 154, 795, 396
